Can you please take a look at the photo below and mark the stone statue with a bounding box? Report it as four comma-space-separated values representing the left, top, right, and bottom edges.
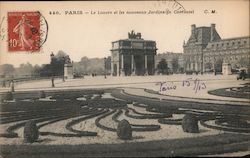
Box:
64, 55, 71, 64
128, 30, 135, 39
128, 30, 142, 39
136, 33, 141, 39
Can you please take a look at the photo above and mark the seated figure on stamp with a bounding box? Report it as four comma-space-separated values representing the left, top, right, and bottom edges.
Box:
13, 15, 35, 50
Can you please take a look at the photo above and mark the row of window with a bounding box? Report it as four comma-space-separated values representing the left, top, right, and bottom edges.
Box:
210, 40, 248, 48
204, 55, 249, 61
204, 51, 249, 56
186, 54, 249, 62
112, 41, 156, 48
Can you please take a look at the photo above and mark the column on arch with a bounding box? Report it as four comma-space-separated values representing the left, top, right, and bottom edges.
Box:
121, 53, 125, 76
117, 53, 120, 76
131, 54, 135, 75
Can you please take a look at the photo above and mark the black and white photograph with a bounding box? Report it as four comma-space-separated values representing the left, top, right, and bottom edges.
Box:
0, 0, 249, 157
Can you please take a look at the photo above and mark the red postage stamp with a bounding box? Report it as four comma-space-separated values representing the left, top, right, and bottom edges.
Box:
8, 12, 41, 52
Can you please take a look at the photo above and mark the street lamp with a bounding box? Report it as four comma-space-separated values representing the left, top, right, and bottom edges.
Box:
62, 56, 65, 82
104, 57, 107, 79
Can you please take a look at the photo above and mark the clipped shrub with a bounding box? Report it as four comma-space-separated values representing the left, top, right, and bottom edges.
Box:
182, 113, 199, 133
0, 132, 18, 138
159, 105, 178, 113
93, 95, 101, 100
54, 94, 64, 101
117, 119, 132, 140
4, 92, 13, 101
126, 101, 133, 104
85, 95, 92, 100
23, 120, 39, 143
39, 91, 46, 98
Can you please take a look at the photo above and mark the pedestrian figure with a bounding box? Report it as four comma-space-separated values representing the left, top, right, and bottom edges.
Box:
62, 76, 65, 82
104, 75, 107, 79
10, 80, 14, 92
2, 80, 6, 87
8, 80, 11, 87
51, 77, 55, 87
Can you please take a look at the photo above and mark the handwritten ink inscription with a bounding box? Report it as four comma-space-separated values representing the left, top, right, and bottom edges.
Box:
156, 81, 177, 92
182, 78, 207, 93
156, 78, 206, 93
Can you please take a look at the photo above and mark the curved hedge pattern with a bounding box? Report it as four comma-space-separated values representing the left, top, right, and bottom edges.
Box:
65, 109, 109, 136
112, 109, 161, 132
1, 88, 249, 141
158, 118, 182, 125
95, 109, 117, 132
125, 108, 172, 119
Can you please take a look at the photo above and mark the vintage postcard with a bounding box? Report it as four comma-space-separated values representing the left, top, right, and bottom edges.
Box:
0, 0, 249, 157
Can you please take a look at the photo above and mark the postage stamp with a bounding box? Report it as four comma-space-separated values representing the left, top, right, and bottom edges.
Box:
8, 12, 41, 52
0, 1, 249, 157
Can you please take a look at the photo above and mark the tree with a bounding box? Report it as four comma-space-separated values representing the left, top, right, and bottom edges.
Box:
80, 56, 90, 72
37, 50, 70, 77
104, 56, 111, 71
56, 50, 68, 59
15, 62, 33, 77
157, 59, 169, 74
172, 58, 179, 73
39, 64, 53, 77
73, 56, 114, 76
32, 64, 42, 76
50, 51, 70, 76
0, 64, 15, 76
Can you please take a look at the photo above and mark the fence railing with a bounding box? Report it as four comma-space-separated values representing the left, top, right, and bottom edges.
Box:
0, 75, 64, 87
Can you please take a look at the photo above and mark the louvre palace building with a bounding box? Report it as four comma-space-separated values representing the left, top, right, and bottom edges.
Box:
183, 24, 250, 73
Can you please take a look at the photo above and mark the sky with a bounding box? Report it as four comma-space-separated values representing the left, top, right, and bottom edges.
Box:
0, 0, 249, 67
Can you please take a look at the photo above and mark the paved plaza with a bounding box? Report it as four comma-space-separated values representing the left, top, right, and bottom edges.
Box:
1, 74, 249, 103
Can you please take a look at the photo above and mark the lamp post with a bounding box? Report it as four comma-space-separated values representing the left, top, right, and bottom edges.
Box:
51, 77, 55, 87
62, 56, 65, 82
104, 57, 107, 79
11, 80, 14, 92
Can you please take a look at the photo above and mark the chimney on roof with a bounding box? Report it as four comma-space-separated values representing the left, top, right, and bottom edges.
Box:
210, 23, 216, 41
191, 24, 196, 30
191, 24, 196, 35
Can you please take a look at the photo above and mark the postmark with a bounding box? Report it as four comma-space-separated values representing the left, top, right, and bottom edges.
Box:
7, 11, 48, 52
153, 0, 185, 11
